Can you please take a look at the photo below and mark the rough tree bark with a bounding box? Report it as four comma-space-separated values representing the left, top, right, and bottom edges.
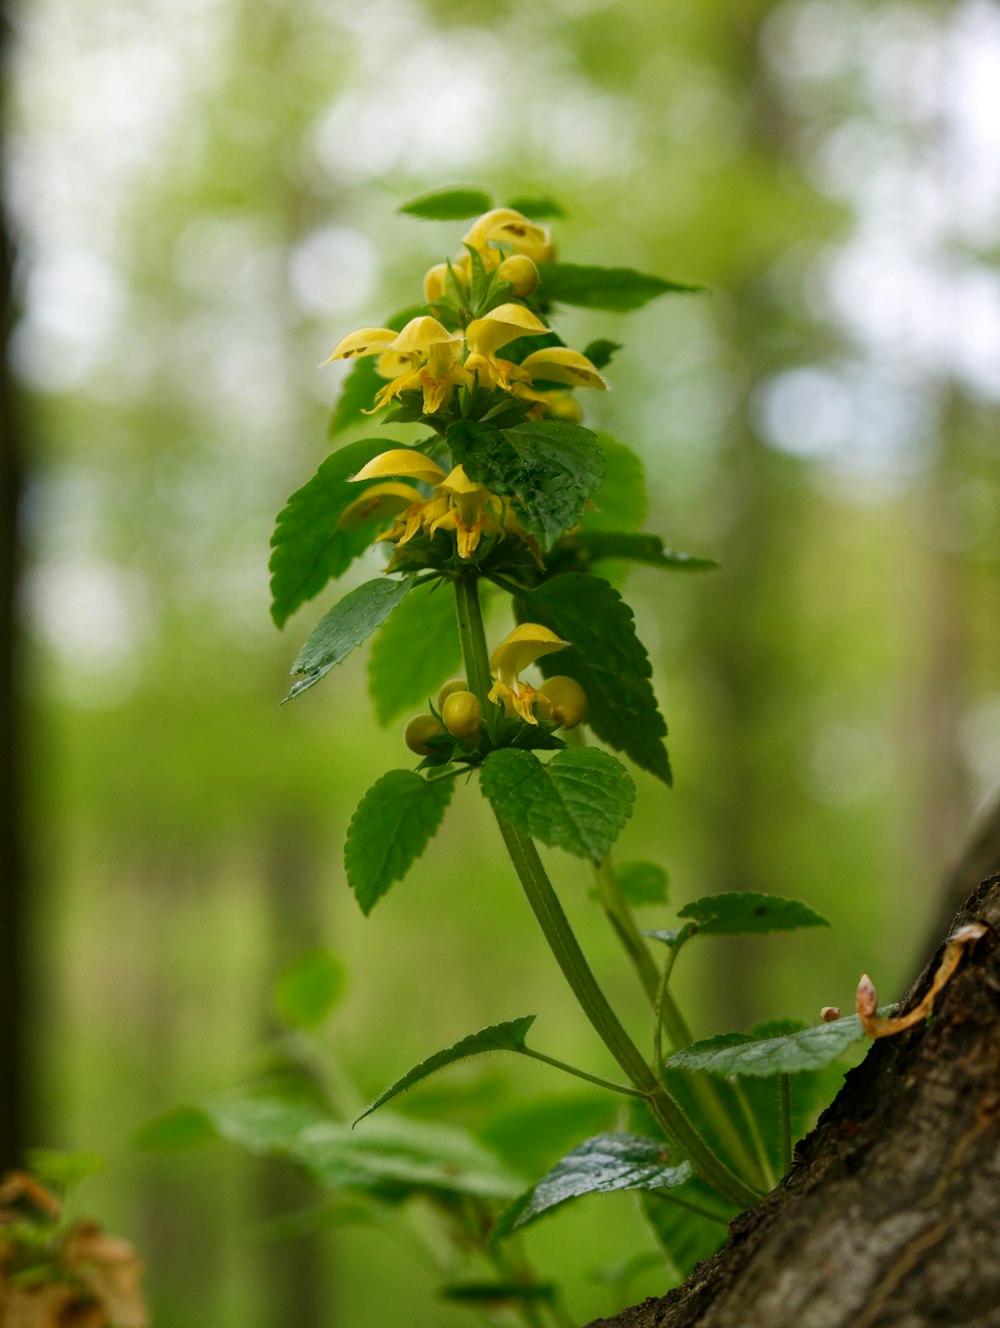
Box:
588, 873, 1000, 1328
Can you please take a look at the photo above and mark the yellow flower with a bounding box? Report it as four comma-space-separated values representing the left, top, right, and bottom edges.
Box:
466, 303, 550, 392
350, 450, 448, 487
325, 317, 466, 416
487, 623, 569, 725
339, 481, 425, 531
322, 327, 397, 363
462, 208, 554, 270
429, 465, 506, 559
517, 347, 609, 391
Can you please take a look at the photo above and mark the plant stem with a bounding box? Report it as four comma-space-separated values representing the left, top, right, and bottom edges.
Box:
518, 1047, 647, 1099
779, 1074, 793, 1176
730, 1077, 778, 1192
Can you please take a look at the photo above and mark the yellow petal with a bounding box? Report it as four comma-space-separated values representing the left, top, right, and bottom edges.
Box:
389, 315, 462, 357
350, 449, 448, 486
339, 482, 423, 529
323, 326, 397, 363
466, 303, 550, 358
423, 263, 449, 303
375, 350, 418, 380
463, 208, 552, 265
519, 347, 609, 390
489, 623, 569, 687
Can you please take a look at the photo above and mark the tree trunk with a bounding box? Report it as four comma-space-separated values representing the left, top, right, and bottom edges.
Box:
588, 873, 1000, 1328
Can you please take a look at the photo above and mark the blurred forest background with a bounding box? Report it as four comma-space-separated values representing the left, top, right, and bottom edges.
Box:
2, 0, 999, 1323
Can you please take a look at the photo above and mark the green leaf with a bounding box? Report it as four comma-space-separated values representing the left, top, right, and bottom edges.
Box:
553, 531, 718, 573
398, 187, 493, 220
134, 1106, 215, 1152
269, 437, 396, 627
639, 1185, 731, 1285
519, 573, 671, 784
582, 338, 622, 370
327, 357, 382, 436
368, 580, 461, 726
345, 769, 454, 914
665, 1015, 873, 1078
495, 1133, 692, 1238
286, 576, 415, 701
23, 1150, 104, 1190
478, 1093, 619, 1179
505, 195, 565, 219
273, 950, 346, 1030
441, 1283, 556, 1305
447, 418, 605, 548
537, 262, 707, 312
677, 892, 830, 936
579, 435, 647, 533
480, 748, 635, 862
617, 861, 669, 907
356, 1017, 536, 1124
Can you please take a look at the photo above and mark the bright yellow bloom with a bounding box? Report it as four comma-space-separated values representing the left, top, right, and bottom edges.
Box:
517, 347, 609, 391
462, 208, 554, 270
350, 450, 448, 487
325, 317, 466, 416
429, 464, 506, 559
339, 481, 425, 530
466, 303, 550, 392
488, 623, 569, 725
322, 326, 397, 363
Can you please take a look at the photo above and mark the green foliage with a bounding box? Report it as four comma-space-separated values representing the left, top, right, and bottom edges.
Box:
273, 950, 346, 1030
494, 1133, 692, 1239
447, 418, 605, 548
269, 438, 394, 627
518, 572, 671, 783
478, 1093, 619, 1179
480, 748, 635, 862
505, 195, 565, 219
577, 435, 647, 533
344, 769, 454, 914
551, 531, 718, 575
441, 1283, 556, 1305
328, 358, 382, 436
23, 1149, 104, 1191
355, 1016, 537, 1124
677, 892, 830, 936
134, 1106, 216, 1152
368, 580, 461, 726
581, 339, 622, 370
665, 1015, 871, 1078
538, 262, 707, 311
617, 861, 669, 907
286, 576, 416, 701
398, 187, 494, 219
638, 1186, 731, 1284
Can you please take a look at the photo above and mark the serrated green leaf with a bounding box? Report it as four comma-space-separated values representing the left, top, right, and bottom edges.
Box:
495, 1133, 692, 1239
368, 580, 461, 726
519, 573, 671, 783
441, 1282, 556, 1305
617, 861, 669, 907
134, 1106, 216, 1152
327, 357, 382, 436
398, 187, 493, 220
480, 748, 635, 861
286, 576, 415, 701
537, 262, 707, 311
356, 1017, 537, 1124
677, 892, 830, 936
345, 769, 454, 914
579, 435, 647, 533
505, 196, 565, 220
269, 438, 396, 627
273, 950, 346, 1030
553, 531, 718, 573
447, 418, 605, 548
665, 1015, 873, 1078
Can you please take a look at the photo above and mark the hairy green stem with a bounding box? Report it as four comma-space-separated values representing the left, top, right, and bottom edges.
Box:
519, 1047, 647, 1099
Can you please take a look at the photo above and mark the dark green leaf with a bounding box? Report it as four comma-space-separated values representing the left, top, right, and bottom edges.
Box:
286, 576, 415, 701
582, 339, 622, 370
356, 1017, 537, 1124
269, 437, 396, 627
579, 435, 647, 533
553, 531, 718, 573
478, 1093, 619, 1178
495, 1133, 692, 1238
677, 892, 830, 936
398, 187, 493, 220
368, 580, 461, 726
665, 1015, 873, 1078
273, 950, 346, 1030
327, 358, 382, 436
519, 573, 671, 783
537, 262, 707, 312
345, 769, 454, 914
447, 418, 605, 548
480, 748, 635, 861
441, 1283, 556, 1305
134, 1106, 216, 1152
505, 196, 565, 220
617, 861, 669, 907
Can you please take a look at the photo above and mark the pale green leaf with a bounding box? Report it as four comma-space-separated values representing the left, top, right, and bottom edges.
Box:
134, 1106, 215, 1152
617, 861, 669, 907
273, 950, 346, 1029
399, 187, 493, 220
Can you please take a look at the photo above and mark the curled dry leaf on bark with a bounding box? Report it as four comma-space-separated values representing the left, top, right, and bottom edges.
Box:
0, 1175, 148, 1328
589, 873, 1000, 1328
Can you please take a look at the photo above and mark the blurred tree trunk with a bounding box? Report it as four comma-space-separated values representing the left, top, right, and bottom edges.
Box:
588, 871, 1000, 1328
0, 0, 28, 1172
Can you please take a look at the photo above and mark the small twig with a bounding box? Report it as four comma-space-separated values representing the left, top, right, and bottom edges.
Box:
856, 923, 988, 1039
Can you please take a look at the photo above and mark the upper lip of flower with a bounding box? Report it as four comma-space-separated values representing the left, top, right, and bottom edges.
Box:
489, 623, 569, 690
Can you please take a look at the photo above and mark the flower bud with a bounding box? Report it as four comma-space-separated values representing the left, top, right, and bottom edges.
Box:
855, 973, 878, 1020
436, 678, 468, 709
497, 254, 539, 297
819, 1006, 841, 1023
404, 714, 445, 755
543, 392, 583, 423
442, 690, 482, 740
537, 676, 588, 728
423, 262, 449, 304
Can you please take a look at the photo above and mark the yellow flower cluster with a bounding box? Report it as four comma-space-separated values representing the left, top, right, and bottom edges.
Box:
487, 624, 588, 728
323, 208, 609, 421
339, 448, 536, 562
